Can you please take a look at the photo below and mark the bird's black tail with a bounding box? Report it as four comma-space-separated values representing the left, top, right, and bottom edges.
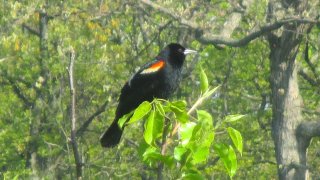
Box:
100, 119, 123, 148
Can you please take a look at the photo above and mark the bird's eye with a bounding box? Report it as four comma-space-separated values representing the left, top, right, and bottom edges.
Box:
178, 48, 183, 53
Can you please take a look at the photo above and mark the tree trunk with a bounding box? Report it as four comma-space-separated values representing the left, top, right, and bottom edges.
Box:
268, 1, 310, 178
25, 10, 50, 179
269, 43, 306, 179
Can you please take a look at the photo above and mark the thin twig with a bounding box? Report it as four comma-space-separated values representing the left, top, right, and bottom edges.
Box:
67, 48, 83, 179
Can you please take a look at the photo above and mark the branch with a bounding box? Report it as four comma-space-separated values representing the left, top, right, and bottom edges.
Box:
196, 18, 319, 47
140, 0, 200, 30
298, 69, 320, 86
67, 48, 83, 179
22, 23, 40, 37
6, 78, 34, 107
198, 157, 220, 170
281, 162, 309, 175
297, 121, 320, 139
300, 42, 320, 86
76, 100, 109, 137
140, 0, 319, 47
157, 118, 170, 180
304, 42, 316, 75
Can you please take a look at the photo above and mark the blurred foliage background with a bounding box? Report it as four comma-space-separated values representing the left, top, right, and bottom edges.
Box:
0, 0, 319, 179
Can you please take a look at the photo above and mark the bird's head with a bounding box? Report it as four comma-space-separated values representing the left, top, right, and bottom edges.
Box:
162, 43, 197, 67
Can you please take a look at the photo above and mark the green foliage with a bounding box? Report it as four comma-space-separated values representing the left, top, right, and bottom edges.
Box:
114, 69, 243, 179
118, 112, 133, 129
213, 143, 237, 178
127, 101, 152, 125
144, 110, 164, 146
169, 100, 188, 123
199, 66, 209, 93
227, 127, 243, 156
129, 96, 243, 179
224, 114, 246, 123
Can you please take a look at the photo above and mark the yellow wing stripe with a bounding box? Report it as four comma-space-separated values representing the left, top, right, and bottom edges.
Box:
140, 60, 165, 74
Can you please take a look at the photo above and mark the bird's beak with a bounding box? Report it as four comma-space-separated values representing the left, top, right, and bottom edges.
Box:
183, 49, 197, 55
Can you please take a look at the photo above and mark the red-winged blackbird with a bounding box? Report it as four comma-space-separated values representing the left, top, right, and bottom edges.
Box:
100, 43, 196, 148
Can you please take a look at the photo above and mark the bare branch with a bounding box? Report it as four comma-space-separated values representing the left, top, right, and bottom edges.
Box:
304, 42, 316, 74
140, 0, 319, 47
298, 69, 320, 86
5, 78, 34, 108
67, 48, 83, 179
140, 0, 200, 30
22, 23, 40, 37
76, 100, 109, 137
197, 18, 318, 47
255, 160, 277, 165
297, 121, 320, 139
301, 42, 320, 85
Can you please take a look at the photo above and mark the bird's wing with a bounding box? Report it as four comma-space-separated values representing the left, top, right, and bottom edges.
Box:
128, 59, 166, 88
138, 59, 165, 75
116, 59, 166, 117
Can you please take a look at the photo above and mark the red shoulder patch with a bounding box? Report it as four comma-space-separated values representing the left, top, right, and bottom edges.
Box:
150, 60, 165, 69
140, 60, 165, 74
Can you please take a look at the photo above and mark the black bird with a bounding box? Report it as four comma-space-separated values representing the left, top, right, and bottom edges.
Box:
100, 43, 196, 148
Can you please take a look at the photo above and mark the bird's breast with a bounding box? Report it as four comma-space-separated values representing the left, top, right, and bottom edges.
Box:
157, 66, 182, 98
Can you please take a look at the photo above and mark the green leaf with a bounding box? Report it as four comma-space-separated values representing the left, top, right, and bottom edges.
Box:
170, 100, 188, 123
227, 127, 243, 156
127, 101, 152, 124
138, 140, 151, 159
118, 112, 134, 129
199, 66, 208, 92
162, 155, 175, 167
143, 150, 174, 167
219, 2, 230, 10
142, 149, 160, 167
170, 100, 187, 110
192, 146, 210, 164
141, 145, 157, 160
13, 174, 20, 180
227, 145, 237, 177
182, 172, 205, 180
180, 122, 197, 146
224, 114, 245, 123
200, 131, 214, 149
155, 100, 165, 116
174, 146, 187, 161
144, 110, 164, 146
196, 110, 213, 127
140, 144, 159, 168
144, 111, 155, 145
213, 143, 237, 178
202, 85, 220, 99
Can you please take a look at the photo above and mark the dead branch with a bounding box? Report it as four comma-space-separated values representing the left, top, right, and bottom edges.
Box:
67, 48, 83, 179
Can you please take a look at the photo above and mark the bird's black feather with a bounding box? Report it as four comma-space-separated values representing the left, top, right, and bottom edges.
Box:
100, 43, 195, 148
